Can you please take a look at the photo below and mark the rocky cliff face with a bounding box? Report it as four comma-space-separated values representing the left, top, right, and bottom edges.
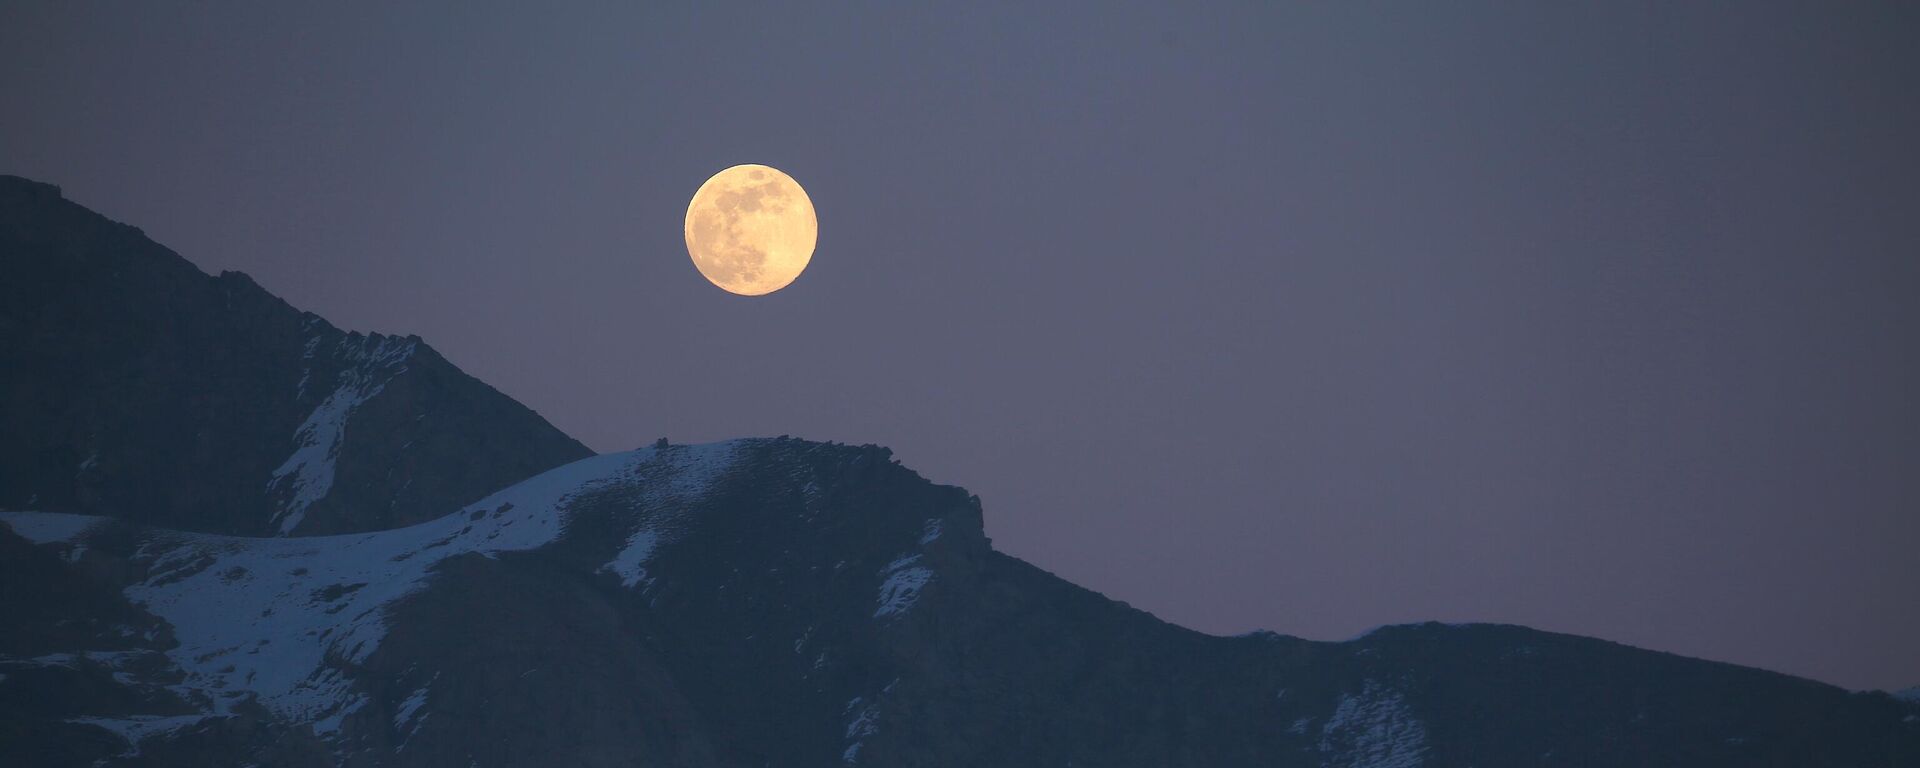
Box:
0, 175, 592, 536
2, 175, 1915, 767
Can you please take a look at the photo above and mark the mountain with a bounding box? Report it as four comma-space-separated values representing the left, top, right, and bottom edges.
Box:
1, 175, 1916, 766
3, 443, 1916, 767
0, 175, 592, 536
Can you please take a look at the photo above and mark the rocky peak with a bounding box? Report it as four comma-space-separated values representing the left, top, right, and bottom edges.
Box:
0, 175, 592, 536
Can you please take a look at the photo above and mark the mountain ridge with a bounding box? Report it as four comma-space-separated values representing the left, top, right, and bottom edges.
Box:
5, 439, 1915, 766
0, 174, 593, 537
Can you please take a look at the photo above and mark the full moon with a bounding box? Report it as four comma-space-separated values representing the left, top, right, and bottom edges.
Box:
683, 164, 818, 296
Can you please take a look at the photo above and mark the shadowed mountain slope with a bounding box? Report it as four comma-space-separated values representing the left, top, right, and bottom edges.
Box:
0, 175, 592, 536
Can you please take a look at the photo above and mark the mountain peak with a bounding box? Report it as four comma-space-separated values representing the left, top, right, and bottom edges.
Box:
0, 176, 592, 536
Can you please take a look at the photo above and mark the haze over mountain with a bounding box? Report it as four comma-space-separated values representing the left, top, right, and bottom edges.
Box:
1, 175, 1915, 766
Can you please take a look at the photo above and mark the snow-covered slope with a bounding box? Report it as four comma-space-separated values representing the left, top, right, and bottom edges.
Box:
0, 442, 738, 741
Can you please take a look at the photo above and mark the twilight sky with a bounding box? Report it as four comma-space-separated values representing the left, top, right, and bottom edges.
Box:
3, 2, 1916, 690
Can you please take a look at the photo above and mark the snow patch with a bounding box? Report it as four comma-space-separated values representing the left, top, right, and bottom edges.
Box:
296, 328, 323, 399
69, 715, 214, 755
918, 518, 944, 544
1318, 680, 1428, 768
0, 650, 148, 682
3, 449, 654, 731
873, 554, 933, 619
268, 335, 417, 535
608, 530, 661, 588
394, 677, 433, 739
842, 696, 879, 763
0, 511, 101, 545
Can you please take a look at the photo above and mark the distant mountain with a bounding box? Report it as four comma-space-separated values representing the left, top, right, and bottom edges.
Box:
0, 175, 592, 536
1, 175, 1915, 766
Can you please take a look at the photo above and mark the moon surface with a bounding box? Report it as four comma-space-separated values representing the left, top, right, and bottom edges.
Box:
684, 164, 818, 296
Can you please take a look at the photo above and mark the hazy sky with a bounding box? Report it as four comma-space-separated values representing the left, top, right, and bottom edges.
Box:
4, 2, 1916, 690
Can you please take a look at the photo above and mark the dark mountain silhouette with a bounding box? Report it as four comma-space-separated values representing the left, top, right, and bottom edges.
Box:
1, 175, 1914, 767
0, 176, 592, 536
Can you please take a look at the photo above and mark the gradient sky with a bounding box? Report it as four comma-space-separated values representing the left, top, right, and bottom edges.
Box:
3, 2, 1915, 691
